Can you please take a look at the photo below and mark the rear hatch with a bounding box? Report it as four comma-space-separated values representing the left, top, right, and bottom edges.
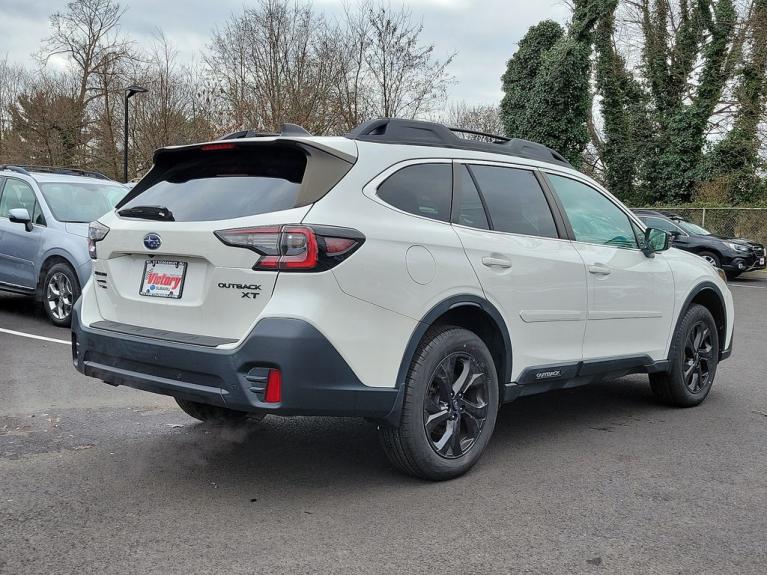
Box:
90, 139, 355, 342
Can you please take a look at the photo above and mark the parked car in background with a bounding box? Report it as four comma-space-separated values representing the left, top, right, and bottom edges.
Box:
0, 165, 128, 326
633, 209, 766, 280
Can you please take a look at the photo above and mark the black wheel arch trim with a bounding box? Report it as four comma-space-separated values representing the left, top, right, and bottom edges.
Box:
671, 281, 728, 361
383, 294, 512, 425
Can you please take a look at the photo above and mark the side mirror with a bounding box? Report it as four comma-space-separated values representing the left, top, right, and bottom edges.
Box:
8, 208, 33, 232
643, 227, 671, 257
669, 230, 682, 240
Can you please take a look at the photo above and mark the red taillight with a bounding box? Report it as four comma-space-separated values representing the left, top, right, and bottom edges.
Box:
214, 224, 363, 271
200, 143, 237, 151
323, 237, 357, 256
264, 369, 282, 403
88, 221, 110, 260
216, 226, 282, 268
280, 226, 318, 269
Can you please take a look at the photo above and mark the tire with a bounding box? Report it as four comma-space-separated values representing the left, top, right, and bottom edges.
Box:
650, 304, 719, 407
698, 251, 721, 268
175, 398, 265, 424
379, 326, 499, 481
41, 262, 80, 327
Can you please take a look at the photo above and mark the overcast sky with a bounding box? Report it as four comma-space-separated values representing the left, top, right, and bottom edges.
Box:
0, 0, 570, 106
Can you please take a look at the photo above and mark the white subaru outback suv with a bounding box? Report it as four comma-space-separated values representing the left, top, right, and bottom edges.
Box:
72, 119, 734, 480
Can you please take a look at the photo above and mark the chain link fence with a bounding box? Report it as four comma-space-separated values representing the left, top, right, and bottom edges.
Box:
637, 207, 767, 245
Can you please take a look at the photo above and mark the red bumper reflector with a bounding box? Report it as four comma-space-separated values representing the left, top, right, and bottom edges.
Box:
264, 369, 282, 403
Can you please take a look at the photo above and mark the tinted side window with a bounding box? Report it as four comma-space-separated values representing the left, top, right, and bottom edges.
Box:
469, 165, 558, 238
548, 174, 637, 249
378, 163, 452, 223
453, 165, 489, 230
0, 178, 37, 219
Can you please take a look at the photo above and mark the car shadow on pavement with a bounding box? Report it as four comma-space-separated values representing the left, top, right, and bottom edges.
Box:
114, 374, 666, 489
730, 270, 767, 282
0, 292, 44, 322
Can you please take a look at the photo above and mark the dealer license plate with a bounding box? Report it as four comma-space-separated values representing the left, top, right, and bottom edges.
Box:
139, 260, 187, 299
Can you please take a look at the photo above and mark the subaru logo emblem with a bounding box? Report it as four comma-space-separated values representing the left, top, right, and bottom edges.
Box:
143, 233, 162, 250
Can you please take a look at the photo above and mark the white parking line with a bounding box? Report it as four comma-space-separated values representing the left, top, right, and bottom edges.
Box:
729, 283, 766, 289
0, 327, 71, 345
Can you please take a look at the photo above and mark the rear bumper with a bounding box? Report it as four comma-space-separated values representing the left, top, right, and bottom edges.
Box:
71, 300, 398, 419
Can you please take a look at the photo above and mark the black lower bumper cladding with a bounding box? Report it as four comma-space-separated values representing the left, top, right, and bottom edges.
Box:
71, 300, 398, 419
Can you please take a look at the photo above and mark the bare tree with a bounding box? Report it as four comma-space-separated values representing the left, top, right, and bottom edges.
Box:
204, 0, 455, 134
4, 0, 459, 177
440, 101, 504, 137
206, 0, 344, 134
128, 33, 218, 177
40, 0, 132, 165
0, 56, 29, 162
362, 4, 455, 119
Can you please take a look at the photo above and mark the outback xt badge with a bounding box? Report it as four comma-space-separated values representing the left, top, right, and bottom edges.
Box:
218, 282, 261, 299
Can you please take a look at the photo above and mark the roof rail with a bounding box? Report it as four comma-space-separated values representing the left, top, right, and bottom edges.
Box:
0, 165, 31, 176
345, 118, 573, 168
447, 127, 510, 143
217, 123, 313, 141
0, 164, 110, 180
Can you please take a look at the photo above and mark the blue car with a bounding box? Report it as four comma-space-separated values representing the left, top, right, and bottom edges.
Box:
0, 166, 128, 326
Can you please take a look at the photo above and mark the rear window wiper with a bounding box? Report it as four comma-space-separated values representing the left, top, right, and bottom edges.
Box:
118, 205, 175, 221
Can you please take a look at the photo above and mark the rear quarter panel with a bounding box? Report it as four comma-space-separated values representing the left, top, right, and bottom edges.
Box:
304, 155, 485, 322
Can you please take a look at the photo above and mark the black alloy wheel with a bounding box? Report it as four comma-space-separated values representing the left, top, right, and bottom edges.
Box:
378, 326, 499, 480
423, 353, 489, 459
649, 304, 719, 407
683, 320, 714, 394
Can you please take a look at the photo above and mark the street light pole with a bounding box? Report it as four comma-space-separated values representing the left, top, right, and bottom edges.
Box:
123, 85, 148, 183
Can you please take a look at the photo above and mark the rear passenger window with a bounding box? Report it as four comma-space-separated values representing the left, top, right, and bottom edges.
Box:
377, 163, 452, 222
453, 166, 489, 229
469, 165, 558, 238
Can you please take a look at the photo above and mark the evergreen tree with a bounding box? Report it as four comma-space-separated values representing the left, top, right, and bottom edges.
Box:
704, 0, 767, 204
501, 1, 616, 168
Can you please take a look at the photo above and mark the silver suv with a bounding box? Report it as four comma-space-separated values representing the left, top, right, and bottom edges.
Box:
0, 165, 127, 326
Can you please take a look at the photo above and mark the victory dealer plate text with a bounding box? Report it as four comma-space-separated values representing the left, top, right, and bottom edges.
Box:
140, 260, 187, 299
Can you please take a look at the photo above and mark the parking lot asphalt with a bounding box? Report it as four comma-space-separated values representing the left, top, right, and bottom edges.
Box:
1, 274, 766, 575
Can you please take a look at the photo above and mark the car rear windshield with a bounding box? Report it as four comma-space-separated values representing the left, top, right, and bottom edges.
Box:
39, 182, 127, 223
118, 145, 315, 222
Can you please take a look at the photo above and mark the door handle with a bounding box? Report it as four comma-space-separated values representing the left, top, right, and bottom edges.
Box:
588, 264, 611, 275
482, 256, 512, 269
